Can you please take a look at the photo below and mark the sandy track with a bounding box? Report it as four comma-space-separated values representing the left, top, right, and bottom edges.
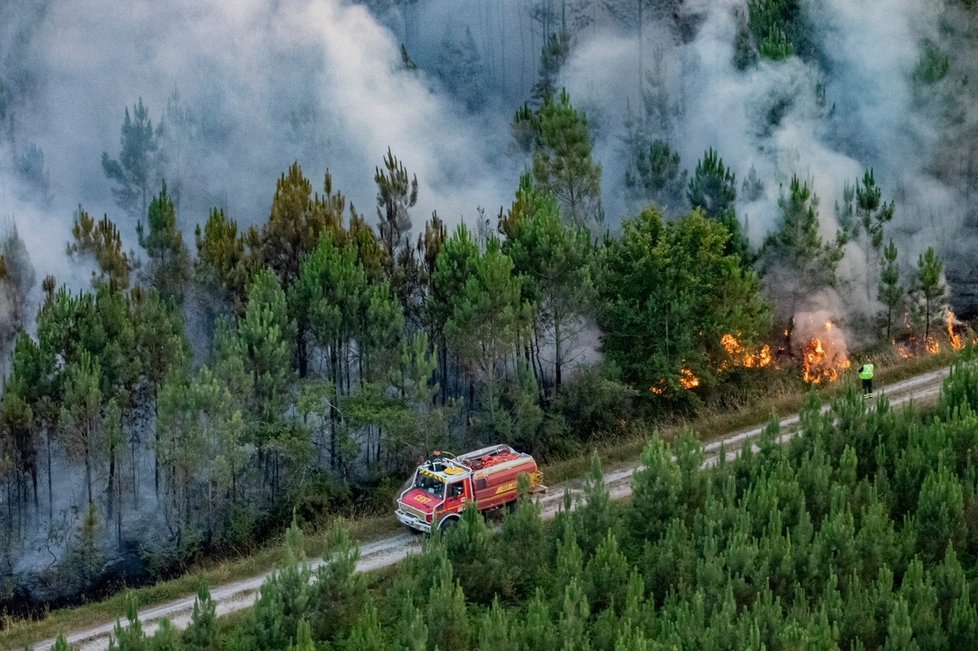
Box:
26, 366, 951, 651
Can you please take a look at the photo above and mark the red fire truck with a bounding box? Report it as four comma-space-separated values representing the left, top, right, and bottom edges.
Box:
395, 444, 545, 533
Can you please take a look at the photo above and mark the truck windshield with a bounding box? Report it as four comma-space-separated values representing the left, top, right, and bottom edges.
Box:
414, 473, 445, 497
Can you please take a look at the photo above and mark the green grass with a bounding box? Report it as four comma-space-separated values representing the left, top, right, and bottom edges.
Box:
0, 346, 962, 650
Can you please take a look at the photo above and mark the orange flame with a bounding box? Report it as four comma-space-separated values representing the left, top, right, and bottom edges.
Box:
679, 368, 700, 390
721, 334, 773, 368
926, 338, 940, 354
802, 321, 851, 384
947, 311, 964, 350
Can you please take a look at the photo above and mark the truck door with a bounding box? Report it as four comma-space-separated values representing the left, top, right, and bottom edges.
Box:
445, 481, 467, 513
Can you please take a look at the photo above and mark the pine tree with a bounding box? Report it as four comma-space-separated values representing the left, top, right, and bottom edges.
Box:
558, 577, 591, 651
532, 89, 603, 228
101, 98, 164, 219
757, 175, 845, 324
68, 208, 132, 290
576, 452, 615, 556
137, 182, 191, 303
883, 596, 919, 651
194, 208, 255, 315
394, 596, 428, 651
148, 619, 180, 651
501, 174, 594, 393
947, 590, 978, 650
310, 520, 367, 642
478, 597, 516, 651
584, 530, 630, 613
911, 247, 946, 348
288, 618, 316, 651
341, 602, 385, 651
110, 596, 147, 651
687, 148, 749, 260
915, 466, 965, 564
519, 588, 559, 651
426, 556, 471, 650
183, 584, 218, 651
878, 239, 903, 341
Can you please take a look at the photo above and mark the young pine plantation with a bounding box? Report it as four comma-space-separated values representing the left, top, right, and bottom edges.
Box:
52, 353, 978, 650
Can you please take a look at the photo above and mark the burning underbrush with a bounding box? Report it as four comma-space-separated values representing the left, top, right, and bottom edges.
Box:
720, 334, 773, 369
791, 311, 852, 385
646, 309, 973, 398
895, 309, 974, 358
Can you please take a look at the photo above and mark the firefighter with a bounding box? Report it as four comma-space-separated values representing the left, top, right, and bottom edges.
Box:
858, 362, 874, 397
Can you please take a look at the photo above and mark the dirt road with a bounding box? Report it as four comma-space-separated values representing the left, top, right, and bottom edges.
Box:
25, 367, 951, 651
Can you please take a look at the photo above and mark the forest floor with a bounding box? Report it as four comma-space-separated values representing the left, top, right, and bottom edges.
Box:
11, 363, 955, 651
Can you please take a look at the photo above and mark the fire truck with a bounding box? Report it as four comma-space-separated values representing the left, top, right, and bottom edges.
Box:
395, 444, 545, 533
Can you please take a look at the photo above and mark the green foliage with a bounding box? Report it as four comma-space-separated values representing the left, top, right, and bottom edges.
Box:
148, 619, 180, 651
443, 503, 507, 604
238, 268, 296, 429
182, 584, 218, 651
101, 97, 164, 219
531, 89, 603, 228
624, 134, 688, 215
394, 597, 428, 651
501, 174, 595, 393
910, 247, 946, 346
532, 31, 571, 104
598, 208, 771, 399
687, 148, 737, 221
747, 0, 806, 62
262, 162, 343, 289
878, 239, 903, 341
213, 356, 978, 651
341, 601, 385, 651
108, 595, 146, 650
309, 520, 366, 642
758, 175, 845, 323
426, 554, 471, 650
445, 238, 530, 388
195, 207, 254, 314
242, 519, 311, 651
68, 208, 132, 290
913, 40, 950, 85
137, 182, 191, 303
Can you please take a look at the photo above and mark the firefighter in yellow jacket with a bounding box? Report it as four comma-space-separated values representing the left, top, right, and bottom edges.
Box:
858, 362, 874, 397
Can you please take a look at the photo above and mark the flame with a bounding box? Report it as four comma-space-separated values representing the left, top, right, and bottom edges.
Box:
926, 337, 940, 354
947, 311, 964, 350
896, 344, 913, 359
649, 368, 699, 395
721, 334, 773, 368
801, 321, 851, 384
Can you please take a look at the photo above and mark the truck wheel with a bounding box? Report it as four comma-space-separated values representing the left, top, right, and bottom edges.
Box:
439, 516, 459, 532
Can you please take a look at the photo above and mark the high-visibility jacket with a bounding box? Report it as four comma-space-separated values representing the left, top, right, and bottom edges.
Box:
859, 364, 874, 380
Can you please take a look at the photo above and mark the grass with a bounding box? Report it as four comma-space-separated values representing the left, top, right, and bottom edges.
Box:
0, 346, 963, 650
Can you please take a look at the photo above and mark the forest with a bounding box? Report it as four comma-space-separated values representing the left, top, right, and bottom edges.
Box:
0, 0, 977, 618
45, 345, 978, 650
